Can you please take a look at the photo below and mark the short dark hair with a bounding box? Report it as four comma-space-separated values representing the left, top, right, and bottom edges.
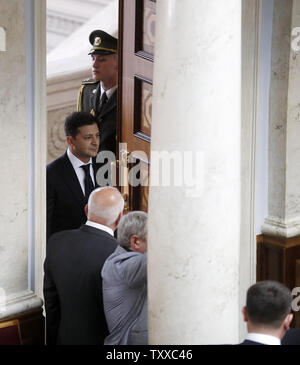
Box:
246, 281, 292, 329
64, 112, 98, 138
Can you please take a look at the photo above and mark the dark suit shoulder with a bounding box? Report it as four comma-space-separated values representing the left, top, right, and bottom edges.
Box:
47, 228, 76, 247
47, 153, 71, 182
47, 152, 68, 170
47, 226, 117, 263
282, 329, 300, 345
239, 340, 265, 345
79, 225, 117, 244
80, 226, 118, 256
49, 225, 116, 246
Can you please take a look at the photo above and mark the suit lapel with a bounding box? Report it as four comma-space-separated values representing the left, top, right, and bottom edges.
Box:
59, 152, 86, 207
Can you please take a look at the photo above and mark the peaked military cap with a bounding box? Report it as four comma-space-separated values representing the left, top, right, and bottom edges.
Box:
88, 30, 117, 55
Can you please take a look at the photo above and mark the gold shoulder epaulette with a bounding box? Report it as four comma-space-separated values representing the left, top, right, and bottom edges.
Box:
77, 85, 85, 111
81, 78, 98, 85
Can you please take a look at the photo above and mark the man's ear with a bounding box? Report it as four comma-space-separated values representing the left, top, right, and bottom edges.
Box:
129, 235, 139, 251
242, 306, 249, 323
66, 136, 73, 148
84, 204, 88, 217
283, 313, 293, 331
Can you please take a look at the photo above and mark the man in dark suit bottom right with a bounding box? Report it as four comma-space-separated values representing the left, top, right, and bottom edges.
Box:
281, 328, 300, 345
240, 281, 293, 345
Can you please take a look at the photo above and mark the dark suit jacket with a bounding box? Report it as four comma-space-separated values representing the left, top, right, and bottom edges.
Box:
78, 80, 117, 155
43, 224, 118, 345
47, 151, 98, 240
239, 339, 266, 345
281, 329, 300, 345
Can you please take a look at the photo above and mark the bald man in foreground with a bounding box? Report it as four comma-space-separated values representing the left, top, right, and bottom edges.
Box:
43, 187, 124, 345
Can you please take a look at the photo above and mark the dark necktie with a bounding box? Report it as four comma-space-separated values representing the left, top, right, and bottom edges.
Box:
99, 91, 108, 113
80, 164, 95, 200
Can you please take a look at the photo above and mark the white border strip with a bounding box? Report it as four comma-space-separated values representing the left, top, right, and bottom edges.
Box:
33, 0, 47, 300
25, 0, 35, 292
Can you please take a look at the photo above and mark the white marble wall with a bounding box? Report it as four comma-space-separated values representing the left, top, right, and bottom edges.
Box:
0, 0, 28, 296
0, 0, 42, 318
148, 0, 241, 345
240, 0, 260, 340
286, 0, 300, 225
255, 0, 273, 235
262, 0, 300, 237
0, 27, 6, 51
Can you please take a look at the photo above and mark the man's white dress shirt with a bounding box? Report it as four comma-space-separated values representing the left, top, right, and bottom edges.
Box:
246, 333, 281, 345
67, 148, 95, 196
85, 220, 114, 237
100, 84, 117, 100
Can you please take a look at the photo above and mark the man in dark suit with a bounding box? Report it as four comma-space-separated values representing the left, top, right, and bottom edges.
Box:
282, 328, 300, 345
77, 30, 118, 156
239, 281, 293, 345
47, 111, 100, 240
43, 186, 124, 345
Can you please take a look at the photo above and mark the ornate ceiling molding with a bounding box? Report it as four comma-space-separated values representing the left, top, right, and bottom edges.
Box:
46, 0, 111, 53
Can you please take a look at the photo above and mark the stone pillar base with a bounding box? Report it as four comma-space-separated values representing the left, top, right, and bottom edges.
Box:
0, 290, 44, 345
262, 217, 300, 238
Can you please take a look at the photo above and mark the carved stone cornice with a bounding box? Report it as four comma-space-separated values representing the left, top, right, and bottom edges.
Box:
47, 12, 84, 36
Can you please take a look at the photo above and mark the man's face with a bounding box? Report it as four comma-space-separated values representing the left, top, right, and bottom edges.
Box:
91, 53, 118, 83
68, 123, 100, 162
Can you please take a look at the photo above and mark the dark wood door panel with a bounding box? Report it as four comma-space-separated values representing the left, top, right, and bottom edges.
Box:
257, 234, 300, 328
118, 0, 155, 212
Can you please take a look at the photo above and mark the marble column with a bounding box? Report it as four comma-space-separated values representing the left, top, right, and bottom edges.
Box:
0, 0, 43, 321
148, 0, 242, 344
262, 0, 300, 237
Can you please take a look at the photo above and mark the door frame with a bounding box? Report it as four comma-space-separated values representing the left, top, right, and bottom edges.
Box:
240, 0, 263, 340
28, 0, 47, 300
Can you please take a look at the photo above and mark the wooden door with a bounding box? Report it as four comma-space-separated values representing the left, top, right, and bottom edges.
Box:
118, 0, 156, 212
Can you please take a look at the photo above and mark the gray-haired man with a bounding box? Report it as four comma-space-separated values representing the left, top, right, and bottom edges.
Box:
101, 211, 148, 345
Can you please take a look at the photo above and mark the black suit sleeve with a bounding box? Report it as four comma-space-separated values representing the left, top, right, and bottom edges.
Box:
43, 251, 60, 345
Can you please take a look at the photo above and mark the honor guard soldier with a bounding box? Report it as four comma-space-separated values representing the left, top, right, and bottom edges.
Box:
77, 30, 118, 155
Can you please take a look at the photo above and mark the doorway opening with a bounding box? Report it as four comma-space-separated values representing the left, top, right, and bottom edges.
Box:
46, 0, 118, 165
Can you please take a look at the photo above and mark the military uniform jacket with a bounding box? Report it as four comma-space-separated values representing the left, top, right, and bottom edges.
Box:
77, 79, 117, 155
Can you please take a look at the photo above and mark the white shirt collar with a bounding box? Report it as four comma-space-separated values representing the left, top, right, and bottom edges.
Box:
85, 220, 114, 237
246, 333, 281, 345
100, 84, 117, 99
67, 148, 92, 169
